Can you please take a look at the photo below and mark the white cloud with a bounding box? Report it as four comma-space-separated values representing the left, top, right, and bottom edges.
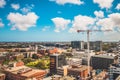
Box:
42, 26, 51, 31
51, 17, 71, 32
96, 18, 114, 30
96, 13, 120, 30
94, 10, 104, 18
93, 0, 113, 9
116, 3, 120, 10
7, 12, 39, 31
50, 0, 84, 5
69, 15, 95, 33
11, 4, 20, 10
0, 18, 4, 27
21, 4, 34, 14
0, 0, 6, 8
108, 13, 120, 30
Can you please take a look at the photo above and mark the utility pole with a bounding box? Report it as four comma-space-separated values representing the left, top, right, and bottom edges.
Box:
77, 29, 112, 78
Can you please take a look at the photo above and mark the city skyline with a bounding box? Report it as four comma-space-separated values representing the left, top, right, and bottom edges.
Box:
0, 0, 120, 41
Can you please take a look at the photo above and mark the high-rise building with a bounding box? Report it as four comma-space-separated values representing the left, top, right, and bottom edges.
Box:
91, 55, 114, 69
71, 41, 84, 50
50, 54, 66, 75
71, 41, 102, 51
109, 41, 120, 80
90, 41, 102, 51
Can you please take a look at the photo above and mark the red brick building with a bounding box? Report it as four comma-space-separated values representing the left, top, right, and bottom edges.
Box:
67, 65, 92, 79
3, 62, 46, 80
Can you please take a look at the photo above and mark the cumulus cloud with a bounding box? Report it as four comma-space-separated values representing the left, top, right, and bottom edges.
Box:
96, 18, 114, 30
11, 4, 20, 10
93, 0, 113, 9
0, 0, 6, 8
96, 13, 120, 30
7, 12, 39, 31
0, 18, 4, 27
21, 4, 34, 14
42, 26, 51, 31
49, 0, 84, 5
69, 15, 95, 33
116, 3, 120, 10
94, 10, 104, 18
51, 17, 71, 32
109, 13, 120, 29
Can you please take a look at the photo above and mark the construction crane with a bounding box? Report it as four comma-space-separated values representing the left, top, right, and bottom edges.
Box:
77, 29, 112, 79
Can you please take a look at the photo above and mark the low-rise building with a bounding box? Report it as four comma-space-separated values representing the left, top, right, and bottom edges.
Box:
0, 73, 5, 80
66, 58, 82, 66
57, 66, 68, 76
2, 62, 46, 80
43, 75, 75, 80
67, 65, 92, 79
93, 71, 108, 80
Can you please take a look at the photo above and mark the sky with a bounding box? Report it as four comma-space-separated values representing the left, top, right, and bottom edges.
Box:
0, 0, 120, 42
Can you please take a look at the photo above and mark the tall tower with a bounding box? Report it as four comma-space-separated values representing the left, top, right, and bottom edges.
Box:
71, 41, 84, 50
50, 54, 66, 75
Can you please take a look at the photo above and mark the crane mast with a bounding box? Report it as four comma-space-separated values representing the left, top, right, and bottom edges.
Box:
77, 29, 112, 79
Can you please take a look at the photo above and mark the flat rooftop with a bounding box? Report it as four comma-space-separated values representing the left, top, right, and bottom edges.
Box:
43, 75, 75, 80
5, 66, 46, 78
21, 69, 45, 78
68, 65, 90, 72
50, 53, 61, 56
92, 55, 114, 59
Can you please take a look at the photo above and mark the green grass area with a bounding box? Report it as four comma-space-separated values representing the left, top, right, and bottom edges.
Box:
26, 58, 50, 69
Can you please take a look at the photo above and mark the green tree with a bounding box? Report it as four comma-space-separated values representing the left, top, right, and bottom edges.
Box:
22, 58, 33, 64
35, 60, 50, 69
35, 61, 45, 69
32, 54, 39, 59
3, 60, 9, 65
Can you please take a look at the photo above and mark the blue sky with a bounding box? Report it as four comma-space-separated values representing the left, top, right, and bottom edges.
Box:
0, 0, 120, 42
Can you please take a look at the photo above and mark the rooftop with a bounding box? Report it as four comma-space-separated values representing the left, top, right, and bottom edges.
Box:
0, 73, 5, 76
68, 65, 90, 72
92, 55, 114, 59
21, 69, 45, 78
50, 53, 61, 56
4, 66, 46, 78
93, 71, 107, 80
43, 75, 75, 80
